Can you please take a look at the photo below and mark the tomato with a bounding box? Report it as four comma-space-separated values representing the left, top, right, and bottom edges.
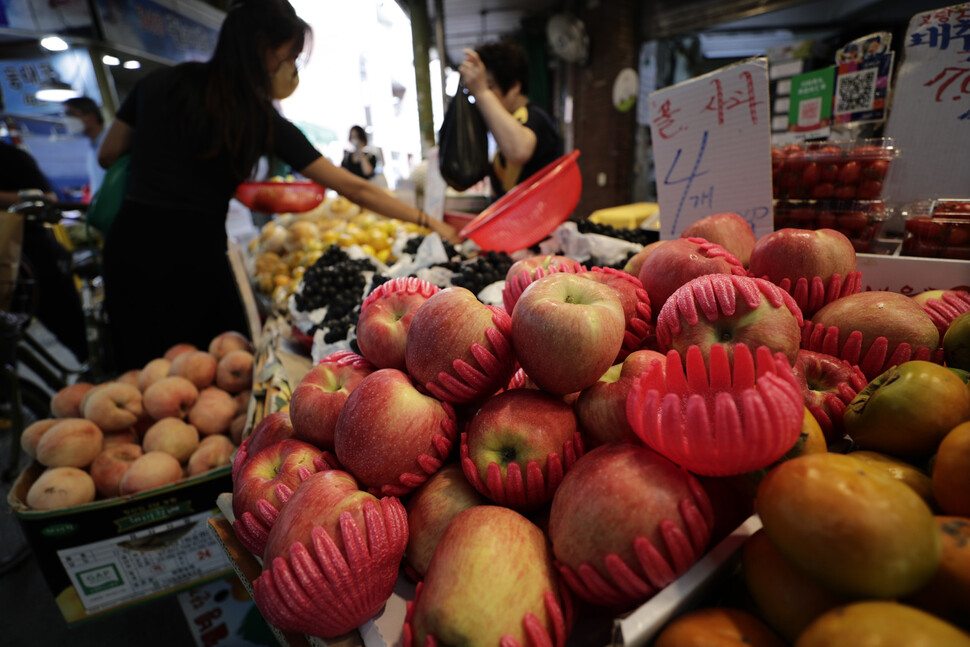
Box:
783, 149, 808, 172
789, 207, 817, 226
857, 180, 883, 199
905, 217, 944, 241
946, 224, 970, 246
816, 210, 836, 229
810, 182, 835, 199
836, 211, 868, 232
863, 159, 890, 181
837, 161, 861, 185
833, 185, 857, 199
851, 239, 871, 253
820, 163, 839, 182
770, 147, 784, 171
800, 162, 820, 188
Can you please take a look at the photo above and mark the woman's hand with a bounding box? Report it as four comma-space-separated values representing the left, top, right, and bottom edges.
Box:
459, 49, 488, 97
428, 218, 462, 245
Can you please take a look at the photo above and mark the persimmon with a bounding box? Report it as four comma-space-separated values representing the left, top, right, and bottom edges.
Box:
654, 607, 785, 647
932, 421, 970, 516
903, 516, 970, 629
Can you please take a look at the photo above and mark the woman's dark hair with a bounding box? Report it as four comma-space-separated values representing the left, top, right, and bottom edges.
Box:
192, 0, 311, 181
349, 125, 368, 145
476, 39, 530, 96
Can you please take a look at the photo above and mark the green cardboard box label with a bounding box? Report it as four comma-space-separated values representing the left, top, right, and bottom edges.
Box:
788, 66, 835, 136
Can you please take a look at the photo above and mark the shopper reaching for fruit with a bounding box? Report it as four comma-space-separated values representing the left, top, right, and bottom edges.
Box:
96, 0, 460, 370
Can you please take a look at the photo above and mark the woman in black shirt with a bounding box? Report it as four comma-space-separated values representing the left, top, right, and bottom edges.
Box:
340, 125, 377, 179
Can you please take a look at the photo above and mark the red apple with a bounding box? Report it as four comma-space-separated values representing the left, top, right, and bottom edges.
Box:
253, 470, 407, 638
288, 350, 374, 450
355, 276, 440, 371
405, 287, 517, 404
511, 272, 626, 395
792, 350, 868, 442
912, 289, 970, 337
231, 411, 296, 481
548, 443, 714, 607
578, 266, 653, 361
460, 388, 584, 511
681, 212, 757, 267
502, 254, 585, 315
334, 368, 458, 496
622, 240, 665, 278
404, 462, 487, 579
89, 443, 143, 498
636, 237, 746, 316
574, 349, 666, 446
748, 228, 861, 318
656, 273, 804, 365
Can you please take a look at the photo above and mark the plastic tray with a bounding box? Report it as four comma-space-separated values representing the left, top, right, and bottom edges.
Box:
771, 137, 897, 200
773, 199, 887, 253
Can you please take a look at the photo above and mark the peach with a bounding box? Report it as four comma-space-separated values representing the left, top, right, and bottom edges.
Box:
50, 382, 96, 418
78, 383, 109, 415
116, 369, 141, 388
186, 434, 234, 477
215, 350, 253, 393
35, 418, 103, 468
138, 358, 172, 392
21, 419, 60, 458
188, 387, 236, 436
82, 382, 143, 433
142, 418, 200, 463
163, 343, 197, 362
169, 350, 217, 389
119, 451, 183, 495
208, 331, 253, 361
89, 443, 143, 498
234, 390, 251, 416
229, 413, 247, 446
26, 467, 96, 510
143, 376, 199, 420
102, 428, 140, 449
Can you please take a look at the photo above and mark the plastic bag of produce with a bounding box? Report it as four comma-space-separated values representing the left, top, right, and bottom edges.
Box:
438, 82, 490, 191
86, 153, 130, 234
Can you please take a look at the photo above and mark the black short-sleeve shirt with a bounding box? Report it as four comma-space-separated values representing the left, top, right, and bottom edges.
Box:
489, 102, 562, 197
0, 142, 52, 194
116, 65, 320, 212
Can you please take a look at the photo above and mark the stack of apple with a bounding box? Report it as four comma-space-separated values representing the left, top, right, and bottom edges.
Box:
20, 331, 255, 512
229, 211, 970, 644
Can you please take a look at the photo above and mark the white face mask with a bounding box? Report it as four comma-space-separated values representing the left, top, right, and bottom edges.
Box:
271, 61, 299, 100
64, 116, 85, 135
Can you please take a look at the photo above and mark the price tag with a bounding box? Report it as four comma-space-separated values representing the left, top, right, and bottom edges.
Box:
884, 3, 970, 203
648, 57, 774, 240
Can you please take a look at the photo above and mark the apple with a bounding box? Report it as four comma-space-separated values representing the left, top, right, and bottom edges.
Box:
253, 470, 407, 638
163, 342, 197, 362
578, 266, 653, 361
168, 350, 217, 389
460, 388, 584, 511
792, 350, 868, 442
944, 310, 970, 371
334, 368, 457, 496
656, 274, 804, 365
119, 451, 183, 495
187, 387, 236, 436
405, 287, 517, 404
289, 350, 374, 450
231, 411, 296, 480
681, 212, 757, 267
81, 382, 143, 433
35, 418, 103, 468
50, 382, 95, 418
843, 360, 970, 457
215, 350, 253, 393
186, 434, 235, 476
89, 443, 144, 498
20, 418, 59, 458
748, 228, 861, 318
406, 506, 570, 647
26, 467, 96, 510
548, 443, 714, 607
913, 289, 970, 337
511, 272, 626, 395
232, 438, 325, 557
137, 358, 172, 392
806, 291, 940, 380
574, 349, 666, 446
142, 376, 199, 419
404, 463, 487, 578
502, 254, 585, 315
356, 276, 441, 371
622, 240, 664, 279
208, 330, 253, 361
141, 418, 200, 463
636, 237, 746, 316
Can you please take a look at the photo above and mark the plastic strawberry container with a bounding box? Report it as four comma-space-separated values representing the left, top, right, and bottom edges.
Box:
773, 199, 888, 253
771, 137, 898, 200
902, 198, 970, 260
235, 180, 326, 213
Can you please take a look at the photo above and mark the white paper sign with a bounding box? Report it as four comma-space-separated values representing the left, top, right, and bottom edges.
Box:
648, 57, 774, 240
884, 3, 970, 203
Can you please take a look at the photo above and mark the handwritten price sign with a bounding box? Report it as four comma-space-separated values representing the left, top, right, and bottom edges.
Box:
884, 3, 970, 203
648, 57, 773, 240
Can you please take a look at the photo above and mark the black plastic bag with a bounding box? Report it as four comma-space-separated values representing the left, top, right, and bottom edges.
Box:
438, 82, 490, 191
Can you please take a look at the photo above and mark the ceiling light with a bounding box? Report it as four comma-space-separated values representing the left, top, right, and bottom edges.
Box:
123, 60, 141, 70
40, 36, 69, 51
35, 80, 80, 102
102, 54, 120, 66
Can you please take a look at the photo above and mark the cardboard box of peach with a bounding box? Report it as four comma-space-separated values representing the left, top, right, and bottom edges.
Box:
7, 331, 255, 623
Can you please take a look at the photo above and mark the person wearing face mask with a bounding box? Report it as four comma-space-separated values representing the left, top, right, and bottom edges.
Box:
63, 96, 107, 197
341, 125, 377, 180
96, 0, 461, 370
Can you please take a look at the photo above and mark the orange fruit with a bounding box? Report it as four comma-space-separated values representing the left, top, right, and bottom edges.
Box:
654, 607, 786, 647
932, 421, 970, 516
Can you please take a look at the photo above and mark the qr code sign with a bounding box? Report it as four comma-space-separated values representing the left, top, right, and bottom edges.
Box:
835, 68, 877, 115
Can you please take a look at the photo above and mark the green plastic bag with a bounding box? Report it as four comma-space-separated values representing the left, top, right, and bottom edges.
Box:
86, 153, 130, 233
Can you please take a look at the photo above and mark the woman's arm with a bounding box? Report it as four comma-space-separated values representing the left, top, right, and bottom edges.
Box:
97, 119, 133, 169
300, 156, 461, 244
